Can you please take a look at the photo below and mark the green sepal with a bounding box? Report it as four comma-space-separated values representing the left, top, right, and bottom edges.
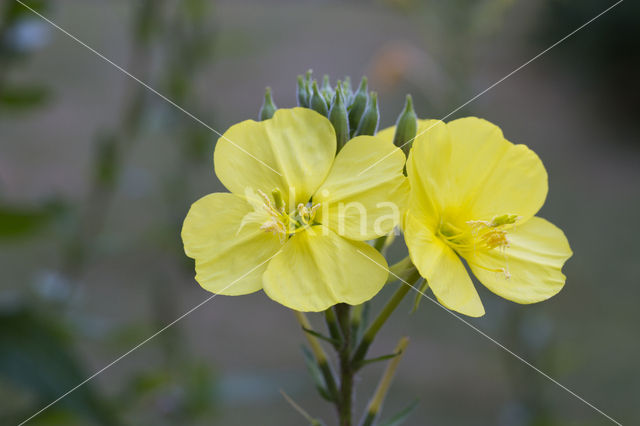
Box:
393, 94, 418, 156
348, 76, 368, 136
355, 91, 379, 136
328, 81, 349, 152
259, 86, 277, 121
310, 80, 329, 116
301, 346, 333, 402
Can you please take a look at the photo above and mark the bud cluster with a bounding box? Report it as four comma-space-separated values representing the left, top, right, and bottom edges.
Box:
259, 70, 419, 154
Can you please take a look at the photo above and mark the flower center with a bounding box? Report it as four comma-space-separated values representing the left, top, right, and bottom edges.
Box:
256, 189, 320, 241
438, 214, 519, 278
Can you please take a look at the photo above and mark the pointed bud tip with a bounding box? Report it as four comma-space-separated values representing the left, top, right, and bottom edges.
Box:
358, 76, 368, 91
404, 94, 413, 109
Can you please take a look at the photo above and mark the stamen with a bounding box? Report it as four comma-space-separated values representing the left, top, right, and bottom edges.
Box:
438, 213, 519, 280
244, 189, 322, 240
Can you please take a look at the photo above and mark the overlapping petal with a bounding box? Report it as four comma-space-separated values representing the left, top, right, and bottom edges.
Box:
182, 193, 282, 295
314, 135, 409, 241
467, 217, 572, 304
214, 108, 336, 206
445, 117, 547, 223
405, 120, 453, 231
405, 213, 485, 317
407, 118, 547, 227
262, 225, 388, 312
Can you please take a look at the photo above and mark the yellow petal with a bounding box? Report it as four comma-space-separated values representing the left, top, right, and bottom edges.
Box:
262, 226, 388, 312
405, 213, 485, 317
405, 120, 452, 230
376, 125, 395, 144
466, 216, 572, 304
214, 108, 336, 206
445, 117, 548, 222
314, 135, 409, 240
181, 193, 282, 295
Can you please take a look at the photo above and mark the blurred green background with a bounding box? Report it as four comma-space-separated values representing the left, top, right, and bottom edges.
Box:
1, 0, 638, 425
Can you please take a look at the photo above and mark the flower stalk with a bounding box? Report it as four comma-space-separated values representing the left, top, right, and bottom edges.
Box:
335, 303, 354, 426
352, 270, 418, 368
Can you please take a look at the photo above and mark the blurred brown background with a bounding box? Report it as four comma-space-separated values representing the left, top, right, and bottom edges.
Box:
1, 0, 638, 425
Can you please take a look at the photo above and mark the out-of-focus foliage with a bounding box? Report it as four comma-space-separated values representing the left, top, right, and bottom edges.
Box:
0, 0, 52, 111
1, 0, 220, 424
0, 305, 120, 425
0, 200, 64, 239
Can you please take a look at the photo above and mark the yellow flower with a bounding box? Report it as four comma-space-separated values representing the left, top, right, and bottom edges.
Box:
182, 108, 408, 312
379, 118, 572, 317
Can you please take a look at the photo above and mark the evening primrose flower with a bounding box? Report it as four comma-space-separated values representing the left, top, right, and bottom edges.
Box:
182, 108, 408, 312
379, 118, 572, 317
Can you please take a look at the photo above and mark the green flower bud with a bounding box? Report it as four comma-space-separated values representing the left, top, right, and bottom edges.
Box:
355, 91, 379, 136
342, 76, 353, 104
259, 87, 277, 121
304, 69, 313, 101
393, 94, 417, 155
321, 74, 334, 104
310, 80, 329, 116
296, 75, 309, 107
348, 76, 368, 137
329, 81, 349, 152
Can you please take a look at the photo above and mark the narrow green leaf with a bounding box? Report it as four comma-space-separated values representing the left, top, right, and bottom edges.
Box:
379, 399, 420, 426
300, 346, 332, 401
0, 307, 120, 425
360, 350, 402, 368
302, 327, 341, 346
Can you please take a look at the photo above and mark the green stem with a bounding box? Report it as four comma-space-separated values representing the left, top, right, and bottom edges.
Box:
352, 272, 418, 368
373, 235, 387, 251
335, 304, 354, 426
